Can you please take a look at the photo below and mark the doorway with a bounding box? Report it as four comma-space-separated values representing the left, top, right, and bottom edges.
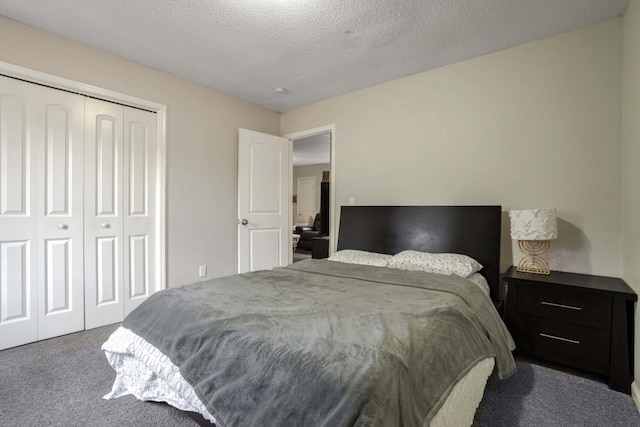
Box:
287, 127, 334, 263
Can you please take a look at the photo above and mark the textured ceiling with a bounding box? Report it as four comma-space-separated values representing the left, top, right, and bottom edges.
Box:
0, 0, 629, 112
293, 134, 330, 167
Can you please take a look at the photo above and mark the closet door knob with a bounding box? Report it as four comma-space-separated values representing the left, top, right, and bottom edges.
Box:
57, 224, 68, 230
101, 223, 111, 229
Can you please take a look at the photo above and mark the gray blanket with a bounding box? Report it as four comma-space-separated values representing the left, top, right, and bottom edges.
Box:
122, 260, 515, 427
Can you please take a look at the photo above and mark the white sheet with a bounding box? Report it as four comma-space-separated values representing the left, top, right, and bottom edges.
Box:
102, 327, 218, 424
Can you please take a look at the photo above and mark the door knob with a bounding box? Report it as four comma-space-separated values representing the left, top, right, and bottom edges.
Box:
101, 223, 111, 229
57, 224, 68, 230
241, 219, 249, 226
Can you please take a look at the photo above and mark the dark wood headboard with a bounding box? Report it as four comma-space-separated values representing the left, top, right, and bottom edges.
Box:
337, 206, 502, 300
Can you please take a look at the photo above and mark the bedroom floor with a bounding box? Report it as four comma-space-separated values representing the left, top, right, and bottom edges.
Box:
293, 249, 312, 262
1, 324, 639, 427
0, 324, 193, 427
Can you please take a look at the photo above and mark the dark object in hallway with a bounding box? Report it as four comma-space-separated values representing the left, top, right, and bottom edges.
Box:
294, 213, 321, 251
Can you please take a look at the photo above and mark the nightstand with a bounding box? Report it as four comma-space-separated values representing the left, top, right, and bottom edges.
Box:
503, 266, 637, 394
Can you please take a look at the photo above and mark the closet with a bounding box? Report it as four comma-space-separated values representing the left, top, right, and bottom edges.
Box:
0, 75, 159, 350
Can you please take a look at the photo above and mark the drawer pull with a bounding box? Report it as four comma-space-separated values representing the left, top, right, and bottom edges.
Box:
539, 333, 580, 344
541, 301, 582, 311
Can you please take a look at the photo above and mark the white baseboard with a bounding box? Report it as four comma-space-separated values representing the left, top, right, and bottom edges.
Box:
632, 381, 640, 413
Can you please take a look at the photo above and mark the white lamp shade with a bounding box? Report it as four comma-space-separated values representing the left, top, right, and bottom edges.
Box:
509, 208, 558, 240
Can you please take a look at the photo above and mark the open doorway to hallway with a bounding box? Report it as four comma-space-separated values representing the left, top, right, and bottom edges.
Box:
291, 133, 331, 262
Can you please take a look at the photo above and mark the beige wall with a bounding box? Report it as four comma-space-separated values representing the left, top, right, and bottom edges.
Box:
282, 19, 623, 277
622, 0, 640, 390
293, 164, 330, 226
0, 16, 280, 286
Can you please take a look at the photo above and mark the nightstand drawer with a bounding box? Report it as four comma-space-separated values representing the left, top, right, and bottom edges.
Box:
516, 315, 610, 365
516, 283, 611, 329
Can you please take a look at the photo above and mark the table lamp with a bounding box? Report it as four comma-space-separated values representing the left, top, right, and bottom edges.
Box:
509, 208, 558, 275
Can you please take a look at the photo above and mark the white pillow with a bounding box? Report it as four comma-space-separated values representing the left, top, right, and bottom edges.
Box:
386, 250, 482, 278
328, 250, 392, 267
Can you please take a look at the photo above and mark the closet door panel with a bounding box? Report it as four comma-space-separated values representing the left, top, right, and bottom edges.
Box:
96, 236, 118, 303
0, 241, 29, 318
37, 87, 85, 340
85, 99, 124, 329
123, 107, 156, 315
0, 76, 38, 350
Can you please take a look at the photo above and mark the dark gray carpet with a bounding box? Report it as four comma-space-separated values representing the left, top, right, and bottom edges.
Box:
293, 250, 312, 262
2, 326, 640, 426
475, 361, 640, 426
0, 324, 196, 427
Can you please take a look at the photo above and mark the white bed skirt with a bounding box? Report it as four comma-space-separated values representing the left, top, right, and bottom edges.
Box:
102, 326, 494, 426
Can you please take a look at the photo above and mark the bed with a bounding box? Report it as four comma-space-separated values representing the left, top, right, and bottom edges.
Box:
102, 205, 515, 426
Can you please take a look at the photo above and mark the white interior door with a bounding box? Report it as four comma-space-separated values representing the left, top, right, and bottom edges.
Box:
123, 107, 157, 316
36, 86, 85, 340
238, 128, 289, 273
84, 98, 124, 329
296, 176, 316, 224
0, 76, 38, 350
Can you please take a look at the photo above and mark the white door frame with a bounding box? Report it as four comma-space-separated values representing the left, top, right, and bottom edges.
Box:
0, 60, 167, 291
285, 125, 336, 255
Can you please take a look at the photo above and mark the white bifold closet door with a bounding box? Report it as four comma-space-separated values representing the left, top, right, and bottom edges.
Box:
122, 107, 157, 317
0, 75, 159, 349
0, 77, 39, 349
0, 76, 85, 348
36, 85, 85, 340
84, 99, 156, 330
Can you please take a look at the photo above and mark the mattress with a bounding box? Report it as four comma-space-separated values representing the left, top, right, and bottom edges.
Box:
103, 326, 495, 426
